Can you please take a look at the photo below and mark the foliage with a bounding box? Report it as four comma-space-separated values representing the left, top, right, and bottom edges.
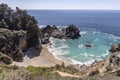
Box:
0, 28, 25, 61
0, 3, 42, 47
0, 3, 42, 63
0, 52, 12, 64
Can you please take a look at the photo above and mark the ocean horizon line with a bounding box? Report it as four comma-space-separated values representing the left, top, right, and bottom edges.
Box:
26, 9, 120, 11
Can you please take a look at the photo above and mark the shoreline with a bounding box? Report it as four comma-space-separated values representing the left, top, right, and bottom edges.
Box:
41, 44, 71, 66
12, 44, 71, 67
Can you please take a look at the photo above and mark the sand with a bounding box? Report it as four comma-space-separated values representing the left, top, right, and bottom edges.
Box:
12, 44, 70, 67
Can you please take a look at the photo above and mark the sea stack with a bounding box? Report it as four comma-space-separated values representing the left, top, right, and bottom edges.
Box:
41, 24, 81, 44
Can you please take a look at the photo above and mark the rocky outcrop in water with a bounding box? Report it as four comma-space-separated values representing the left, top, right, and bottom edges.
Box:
41, 25, 81, 44
62, 24, 81, 39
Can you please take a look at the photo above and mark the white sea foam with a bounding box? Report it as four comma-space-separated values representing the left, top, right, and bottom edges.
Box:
48, 45, 69, 56
84, 59, 96, 65
39, 25, 46, 28
58, 45, 69, 49
79, 53, 95, 58
70, 59, 83, 65
101, 50, 110, 57
70, 58, 96, 66
92, 31, 97, 34
80, 31, 87, 35
48, 38, 69, 56
105, 32, 120, 40
97, 50, 110, 59
78, 44, 84, 48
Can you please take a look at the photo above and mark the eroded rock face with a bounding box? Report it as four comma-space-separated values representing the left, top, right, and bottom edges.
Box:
105, 52, 120, 67
109, 44, 120, 53
0, 4, 42, 64
106, 44, 120, 66
41, 25, 81, 44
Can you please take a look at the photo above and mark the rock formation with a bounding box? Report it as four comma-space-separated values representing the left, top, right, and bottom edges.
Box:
105, 51, 120, 67
41, 24, 81, 44
62, 24, 81, 39
104, 44, 120, 67
109, 44, 120, 53
0, 3, 42, 63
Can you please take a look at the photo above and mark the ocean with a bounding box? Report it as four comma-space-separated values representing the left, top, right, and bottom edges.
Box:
28, 10, 120, 65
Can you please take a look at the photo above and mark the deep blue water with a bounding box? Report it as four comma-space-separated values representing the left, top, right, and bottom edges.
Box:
28, 10, 120, 36
28, 10, 120, 65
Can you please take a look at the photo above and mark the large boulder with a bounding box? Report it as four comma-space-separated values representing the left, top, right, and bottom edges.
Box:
41, 25, 81, 43
109, 44, 120, 53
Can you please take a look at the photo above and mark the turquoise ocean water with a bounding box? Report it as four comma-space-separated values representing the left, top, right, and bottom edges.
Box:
28, 10, 120, 65
47, 27, 120, 65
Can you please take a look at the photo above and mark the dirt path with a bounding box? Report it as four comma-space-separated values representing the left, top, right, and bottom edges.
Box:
54, 71, 81, 78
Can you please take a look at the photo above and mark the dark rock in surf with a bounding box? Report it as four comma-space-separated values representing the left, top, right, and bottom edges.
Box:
84, 44, 93, 48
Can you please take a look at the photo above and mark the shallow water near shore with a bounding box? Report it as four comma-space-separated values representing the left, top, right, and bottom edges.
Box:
47, 27, 120, 65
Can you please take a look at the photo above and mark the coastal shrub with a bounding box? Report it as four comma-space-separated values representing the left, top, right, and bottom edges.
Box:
0, 52, 12, 64
0, 67, 3, 74
55, 64, 61, 70
27, 66, 50, 77
87, 69, 100, 77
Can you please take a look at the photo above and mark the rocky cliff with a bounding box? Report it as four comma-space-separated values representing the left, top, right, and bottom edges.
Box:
0, 3, 42, 64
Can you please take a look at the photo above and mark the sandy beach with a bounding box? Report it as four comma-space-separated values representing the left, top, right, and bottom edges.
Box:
12, 44, 70, 67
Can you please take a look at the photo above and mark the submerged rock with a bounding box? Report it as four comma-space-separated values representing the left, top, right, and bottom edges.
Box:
84, 44, 93, 48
